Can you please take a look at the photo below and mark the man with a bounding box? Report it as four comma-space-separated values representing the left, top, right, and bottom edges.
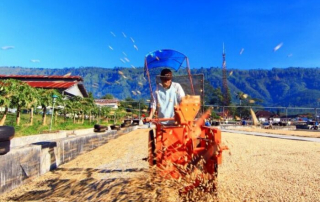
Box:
146, 68, 185, 122
268, 118, 273, 129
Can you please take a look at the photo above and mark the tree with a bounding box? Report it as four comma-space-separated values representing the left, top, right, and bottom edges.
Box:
100, 106, 111, 122
235, 92, 248, 106
38, 89, 60, 126
206, 86, 224, 106
0, 79, 19, 125
82, 93, 96, 123
0, 79, 40, 126
27, 87, 40, 126
102, 94, 114, 99
203, 81, 216, 105
11, 81, 37, 126
67, 96, 82, 123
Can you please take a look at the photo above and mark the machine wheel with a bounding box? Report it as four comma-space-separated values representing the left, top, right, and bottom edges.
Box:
0, 141, 10, 155
148, 129, 156, 166
0, 126, 15, 142
214, 163, 219, 178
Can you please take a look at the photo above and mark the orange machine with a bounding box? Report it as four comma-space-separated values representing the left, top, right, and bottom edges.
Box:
144, 49, 228, 193
148, 95, 227, 192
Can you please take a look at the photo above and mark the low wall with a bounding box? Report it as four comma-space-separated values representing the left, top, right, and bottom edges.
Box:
10, 128, 94, 148
0, 145, 41, 194
0, 126, 137, 194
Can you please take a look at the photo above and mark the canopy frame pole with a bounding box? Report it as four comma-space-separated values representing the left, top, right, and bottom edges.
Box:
186, 57, 195, 95
144, 59, 154, 102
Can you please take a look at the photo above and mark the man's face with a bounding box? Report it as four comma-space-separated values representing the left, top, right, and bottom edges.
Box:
161, 73, 172, 89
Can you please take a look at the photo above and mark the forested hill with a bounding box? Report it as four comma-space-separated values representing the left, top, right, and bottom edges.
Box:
1, 66, 320, 107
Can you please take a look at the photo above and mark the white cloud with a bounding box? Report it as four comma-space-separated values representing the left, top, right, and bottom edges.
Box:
30, 59, 40, 63
1, 46, 14, 50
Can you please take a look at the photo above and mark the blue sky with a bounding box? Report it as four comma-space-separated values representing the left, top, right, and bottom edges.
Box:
1, 0, 320, 70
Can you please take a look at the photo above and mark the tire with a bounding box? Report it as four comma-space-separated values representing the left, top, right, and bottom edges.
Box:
111, 125, 120, 130
94, 124, 101, 129
0, 140, 10, 155
0, 126, 15, 142
148, 129, 156, 166
214, 163, 218, 177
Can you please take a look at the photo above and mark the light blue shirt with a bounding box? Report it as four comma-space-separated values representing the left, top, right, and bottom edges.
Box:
151, 82, 185, 120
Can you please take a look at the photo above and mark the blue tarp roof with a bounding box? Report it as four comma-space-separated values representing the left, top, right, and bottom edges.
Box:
145, 49, 187, 70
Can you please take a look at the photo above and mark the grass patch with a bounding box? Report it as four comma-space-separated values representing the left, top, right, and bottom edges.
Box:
2, 113, 118, 137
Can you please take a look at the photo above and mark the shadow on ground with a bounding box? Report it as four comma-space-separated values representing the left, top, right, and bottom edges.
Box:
6, 167, 165, 202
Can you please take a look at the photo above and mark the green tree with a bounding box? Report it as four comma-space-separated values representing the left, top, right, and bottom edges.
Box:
0, 79, 36, 126
206, 86, 224, 106
65, 96, 82, 124
0, 79, 19, 125
102, 94, 114, 99
11, 82, 37, 126
82, 93, 96, 123
26, 86, 40, 125
38, 89, 60, 126
235, 92, 248, 106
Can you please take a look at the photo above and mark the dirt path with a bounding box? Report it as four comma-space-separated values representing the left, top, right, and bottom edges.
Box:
226, 126, 320, 138
0, 128, 320, 201
0, 128, 154, 202
218, 132, 320, 201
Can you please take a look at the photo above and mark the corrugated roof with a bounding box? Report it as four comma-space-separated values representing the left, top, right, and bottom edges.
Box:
0, 74, 88, 97
95, 99, 119, 104
256, 110, 274, 117
25, 81, 77, 88
0, 75, 83, 81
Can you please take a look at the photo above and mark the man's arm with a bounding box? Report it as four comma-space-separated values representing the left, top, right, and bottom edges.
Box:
146, 93, 157, 122
146, 108, 155, 122
176, 83, 185, 103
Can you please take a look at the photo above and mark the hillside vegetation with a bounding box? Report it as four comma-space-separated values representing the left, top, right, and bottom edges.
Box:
1, 66, 320, 107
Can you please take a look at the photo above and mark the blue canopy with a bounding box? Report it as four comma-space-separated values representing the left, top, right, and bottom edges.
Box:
145, 49, 187, 70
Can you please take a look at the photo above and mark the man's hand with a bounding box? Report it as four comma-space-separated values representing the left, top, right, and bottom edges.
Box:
145, 108, 155, 123
145, 116, 152, 122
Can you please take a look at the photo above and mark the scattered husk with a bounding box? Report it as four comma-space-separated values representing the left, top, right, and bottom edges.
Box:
0, 128, 319, 201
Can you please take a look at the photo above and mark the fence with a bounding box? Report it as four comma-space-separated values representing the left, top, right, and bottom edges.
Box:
204, 105, 320, 122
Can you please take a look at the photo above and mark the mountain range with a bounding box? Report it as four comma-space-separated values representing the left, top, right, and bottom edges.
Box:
1, 66, 320, 107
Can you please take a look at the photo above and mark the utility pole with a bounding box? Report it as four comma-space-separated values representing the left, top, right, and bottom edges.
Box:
139, 101, 141, 120
49, 94, 58, 131
222, 43, 230, 106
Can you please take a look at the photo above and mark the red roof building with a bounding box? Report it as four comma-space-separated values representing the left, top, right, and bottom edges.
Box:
255, 110, 280, 122
94, 99, 119, 109
0, 74, 88, 97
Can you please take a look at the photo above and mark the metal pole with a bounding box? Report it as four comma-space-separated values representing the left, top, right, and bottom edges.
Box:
239, 99, 242, 119
49, 97, 56, 131
286, 107, 288, 124
139, 101, 141, 120
223, 106, 225, 121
